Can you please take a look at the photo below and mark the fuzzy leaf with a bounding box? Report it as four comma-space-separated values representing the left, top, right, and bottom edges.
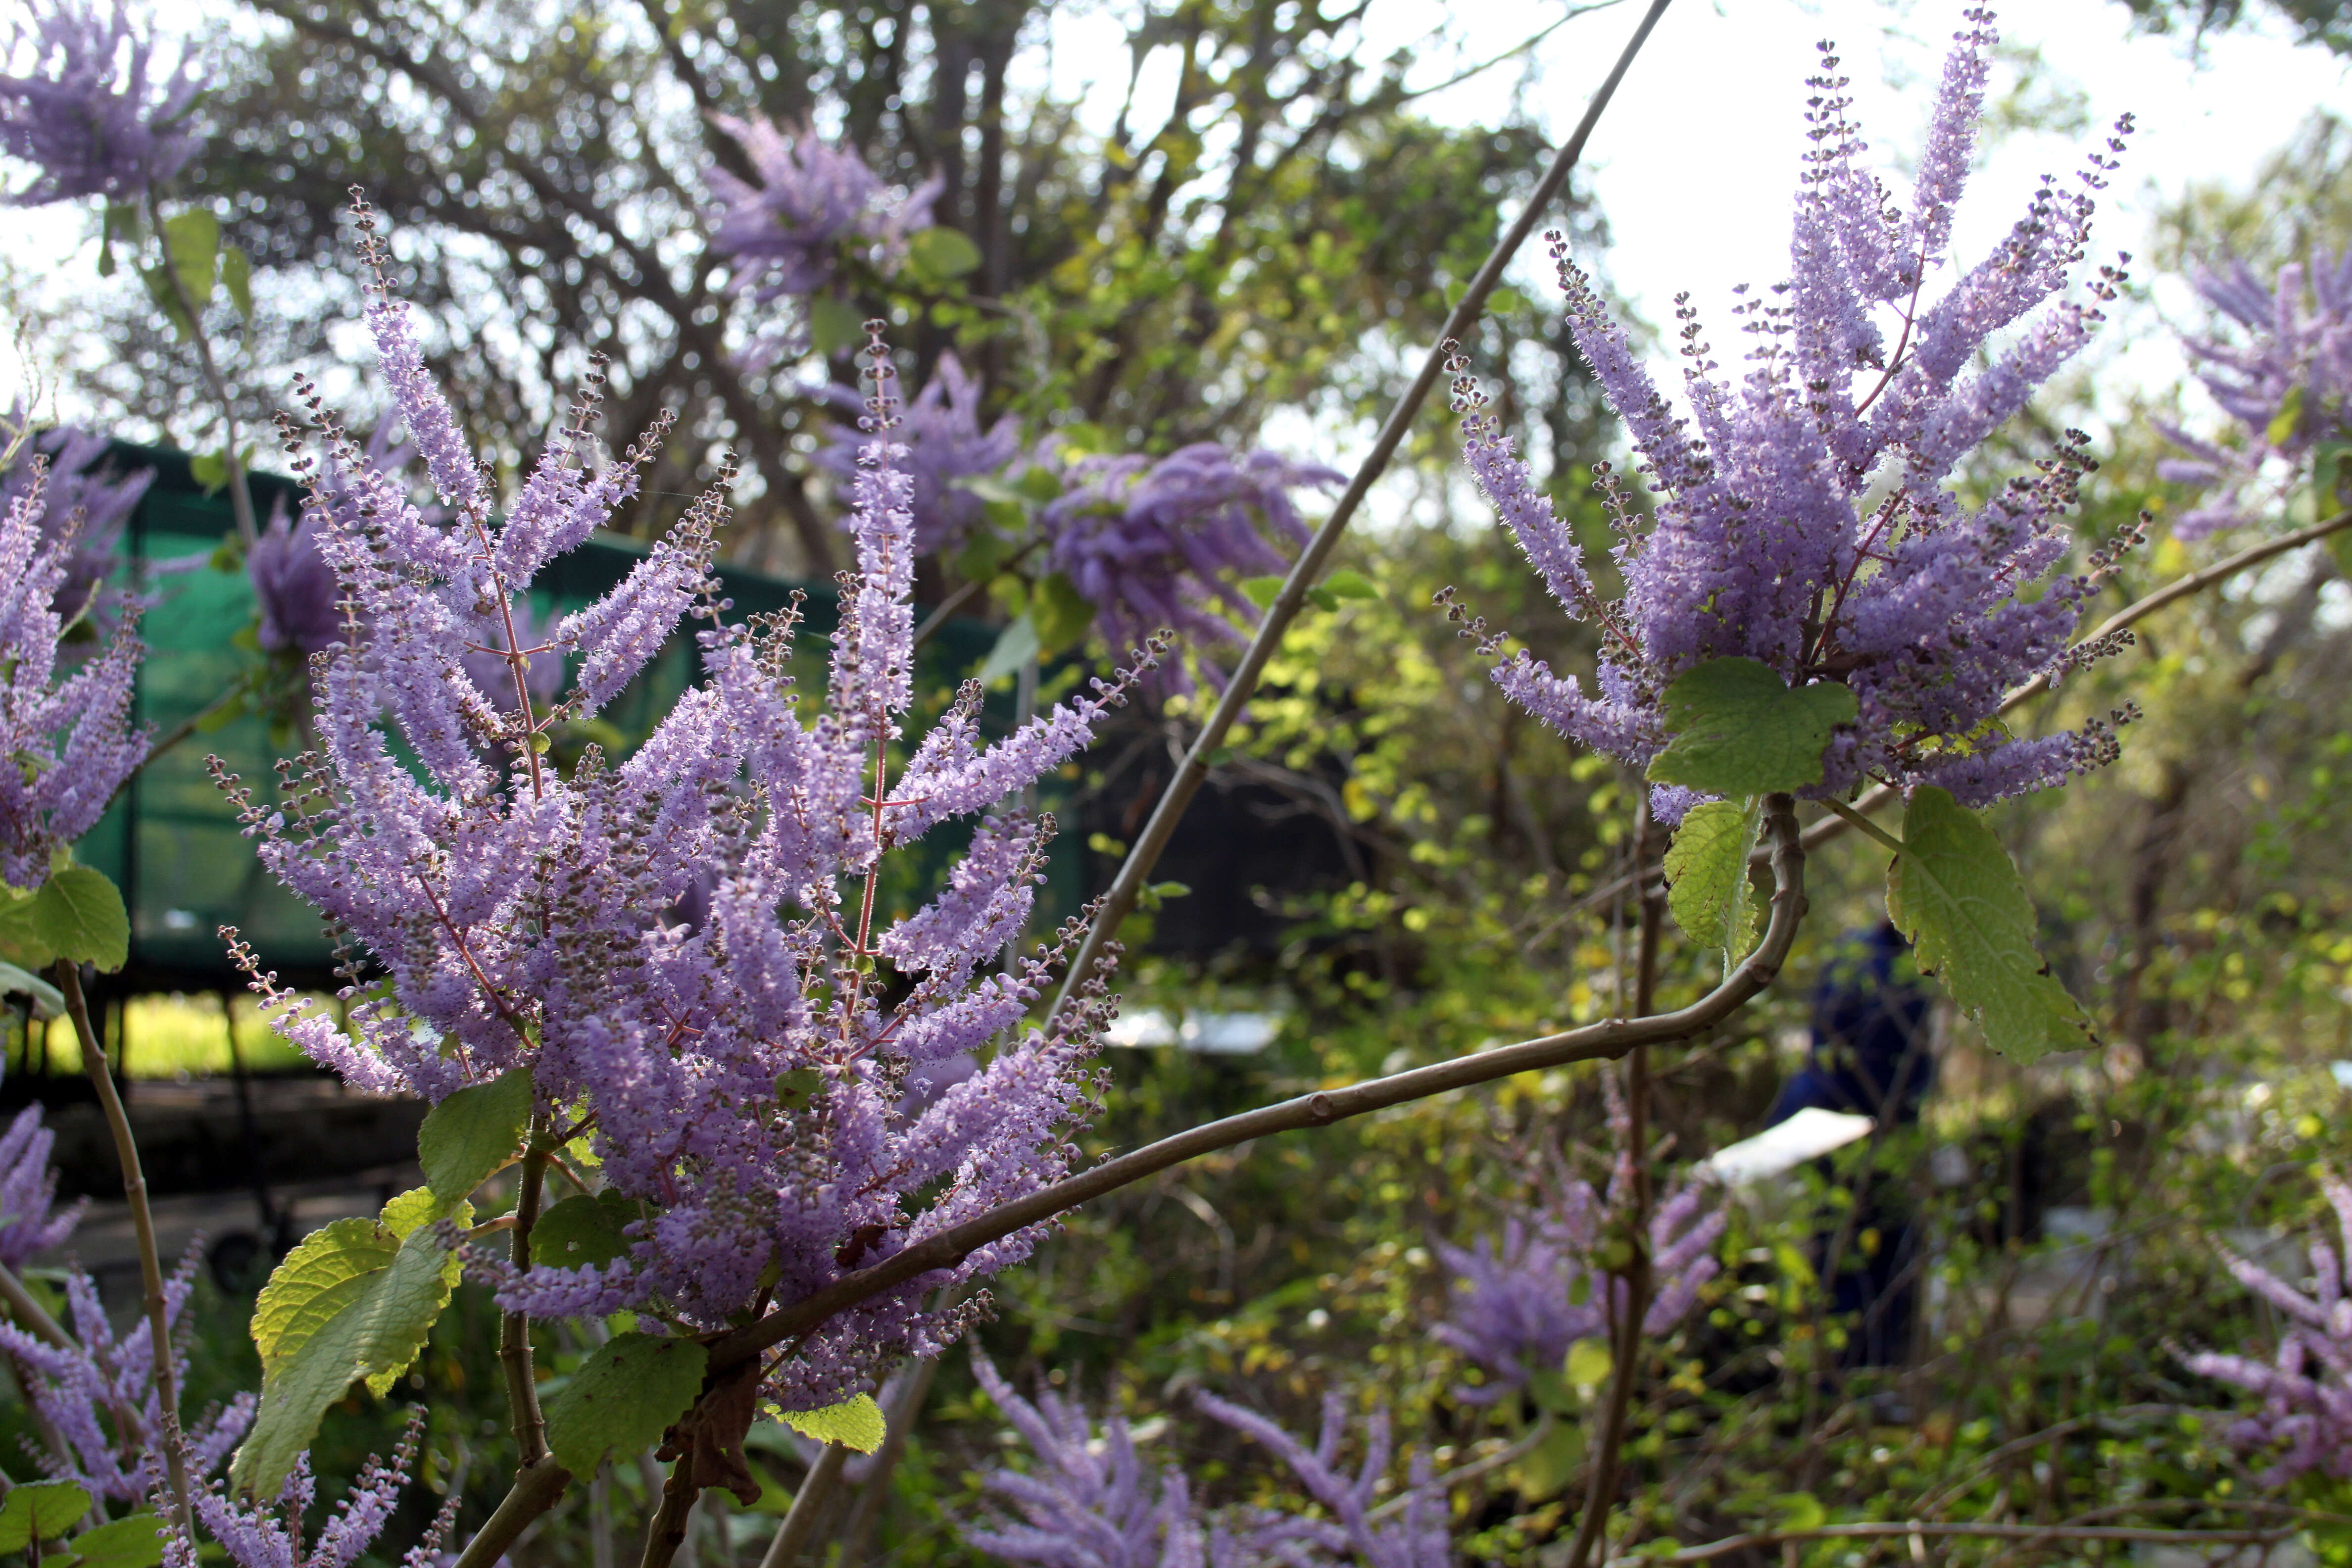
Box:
1238, 575, 1282, 609
1886, 786, 2092, 1063
776, 1393, 886, 1453
532, 1189, 639, 1270
0, 958, 62, 1019
62, 1514, 167, 1568
1321, 569, 1377, 601
974, 615, 1039, 688
418, 1067, 534, 1206
382, 1185, 473, 1240
1662, 798, 1762, 961
31, 866, 130, 972
1646, 658, 1857, 795
160, 207, 220, 308
1031, 572, 1094, 653
234, 1221, 462, 1495
905, 226, 982, 283
2269, 383, 2308, 447
542, 1332, 709, 1477
0, 1480, 91, 1551
809, 295, 865, 358
221, 245, 252, 320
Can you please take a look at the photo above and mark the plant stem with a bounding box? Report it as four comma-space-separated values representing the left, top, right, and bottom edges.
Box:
1821, 796, 1905, 857
53, 960, 196, 1543
501, 1120, 552, 1468
1046, 0, 1675, 1020
760, 1444, 851, 1568
145, 194, 257, 547
453, 1458, 570, 1568
638, 1458, 701, 1568
0, 1261, 72, 1351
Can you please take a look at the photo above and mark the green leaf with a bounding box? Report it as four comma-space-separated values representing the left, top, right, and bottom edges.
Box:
905, 226, 982, 283
974, 615, 1040, 688
0, 1480, 91, 1551
1645, 658, 1858, 796
417, 1067, 534, 1207
62, 1514, 167, 1568
31, 865, 129, 972
809, 295, 866, 358
776, 1392, 886, 1453
0, 958, 62, 1018
382, 1185, 473, 1240
1886, 786, 2092, 1063
542, 1332, 710, 1477
221, 245, 252, 320
1321, 569, 1377, 601
1305, 586, 1339, 611
1031, 572, 1094, 654
161, 207, 221, 310
954, 528, 1016, 584
533, 1189, 639, 1270
1238, 575, 1283, 609
2270, 383, 2308, 447
1511, 1420, 1585, 1499
1662, 798, 1763, 962
234, 1220, 462, 1495
190, 450, 228, 493
137, 264, 194, 341
1012, 465, 1064, 504
1565, 1337, 1614, 1390
1772, 1492, 1828, 1533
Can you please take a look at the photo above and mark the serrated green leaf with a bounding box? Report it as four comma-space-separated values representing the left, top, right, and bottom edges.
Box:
0, 1480, 90, 1551
31, 865, 129, 972
776, 1392, 886, 1453
382, 1185, 473, 1240
975, 615, 1039, 688
1645, 658, 1858, 795
1032, 572, 1094, 654
809, 295, 865, 358
234, 1221, 461, 1495
1887, 786, 2092, 1063
2270, 383, 2308, 447
542, 1332, 709, 1476
1321, 569, 1377, 601
1238, 575, 1282, 609
1662, 798, 1762, 963
0, 958, 62, 1018
190, 451, 228, 492
62, 1513, 166, 1568
905, 226, 982, 283
532, 1189, 639, 1270
418, 1067, 534, 1206
161, 208, 220, 310
221, 245, 252, 320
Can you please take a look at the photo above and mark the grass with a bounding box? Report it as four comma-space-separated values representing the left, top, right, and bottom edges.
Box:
10, 991, 319, 1078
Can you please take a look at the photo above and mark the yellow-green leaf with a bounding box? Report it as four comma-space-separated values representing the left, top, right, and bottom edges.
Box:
61, 1513, 166, 1568
532, 1189, 638, 1270
0, 1480, 90, 1551
30, 865, 129, 972
1661, 798, 1762, 962
776, 1392, 886, 1453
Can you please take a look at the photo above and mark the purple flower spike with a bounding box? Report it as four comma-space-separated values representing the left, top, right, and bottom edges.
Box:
1042, 443, 1342, 686
816, 352, 1021, 554
1453, 11, 2139, 808
0, 424, 147, 629
172, 1409, 429, 1568
0, 1105, 84, 1268
0, 0, 201, 206
2157, 249, 2352, 539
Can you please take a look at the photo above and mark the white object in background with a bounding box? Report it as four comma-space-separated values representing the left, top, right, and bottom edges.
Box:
2330, 1060, 2352, 1090
1104, 1008, 1280, 1056
1702, 1108, 1876, 1187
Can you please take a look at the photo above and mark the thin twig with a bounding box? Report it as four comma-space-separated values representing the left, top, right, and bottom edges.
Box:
1607, 1519, 2296, 1566
501, 1119, 553, 1468
760, 1443, 852, 1568
55, 961, 196, 1542
1047, 0, 1676, 1020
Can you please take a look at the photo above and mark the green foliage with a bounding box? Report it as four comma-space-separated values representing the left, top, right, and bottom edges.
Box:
777, 1393, 887, 1454
1647, 659, 1859, 795
0, 1480, 90, 1553
0, 957, 61, 1018
975, 615, 1040, 687
532, 1189, 639, 1270
1662, 799, 1762, 963
30, 864, 131, 972
905, 226, 982, 284
809, 295, 867, 359
541, 1332, 709, 1477
1887, 786, 2092, 1062
59, 1515, 168, 1568
417, 1067, 534, 1206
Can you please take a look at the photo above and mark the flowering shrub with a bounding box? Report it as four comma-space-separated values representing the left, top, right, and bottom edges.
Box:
0, 0, 198, 207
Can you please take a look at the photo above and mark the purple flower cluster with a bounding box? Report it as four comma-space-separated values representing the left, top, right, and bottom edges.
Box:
815, 352, 1022, 555
0, 425, 147, 629
0, 0, 200, 206
707, 116, 942, 367
2157, 250, 2352, 539
167, 1411, 456, 1568
0, 1104, 86, 1267
0, 1251, 253, 1503
2182, 1170, 2352, 1485
0, 450, 149, 888
966, 1356, 1449, 1568
1042, 444, 1341, 680
250, 424, 431, 657
1455, 12, 2137, 811
220, 210, 1153, 1410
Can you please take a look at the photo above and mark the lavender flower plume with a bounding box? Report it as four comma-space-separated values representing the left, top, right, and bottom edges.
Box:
0, 0, 200, 205
1451, 12, 2139, 809
0, 1104, 85, 1266
2157, 249, 2352, 539
707, 117, 942, 367
815, 352, 1021, 555
1192, 1393, 1452, 1568
250, 422, 430, 657
1041, 443, 1342, 686
171, 1409, 428, 1568
218, 226, 1154, 1411
2183, 1169, 2352, 1485
0, 452, 149, 888
0, 424, 147, 629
